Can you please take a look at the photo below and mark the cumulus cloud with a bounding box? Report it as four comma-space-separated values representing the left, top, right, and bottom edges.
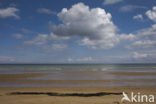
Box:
0, 7, 19, 19
133, 14, 143, 20
146, 6, 156, 22
37, 8, 56, 15
103, 0, 123, 5
23, 3, 135, 50
120, 5, 147, 12
51, 3, 120, 50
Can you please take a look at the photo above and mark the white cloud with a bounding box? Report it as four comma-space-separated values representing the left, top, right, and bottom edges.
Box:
127, 6, 156, 50
103, 0, 123, 5
67, 58, 73, 62
23, 33, 68, 50
49, 32, 70, 41
51, 3, 119, 50
127, 24, 156, 49
37, 8, 56, 15
24, 34, 48, 45
137, 24, 156, 39
146, 6, 156, 22
79, 37, 118, 50
0, 7, 19, 19
128, 40, 156, 49
12, 34, 24, 39
132, 52, 148, 59
133, 14, 143, 20
23, 3, 135, 50
76, 57, 93, 62
120, 5, 147, 12
23, 33, 69, 46
119, 33, 136, 40
51, 44, 67, 50
67, 57, 94, 63
124, 51, 156, 62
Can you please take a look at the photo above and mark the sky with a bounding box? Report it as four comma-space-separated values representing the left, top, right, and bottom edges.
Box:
0, 0, 156, 63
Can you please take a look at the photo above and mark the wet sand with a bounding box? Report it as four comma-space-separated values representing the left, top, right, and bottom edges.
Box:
110, 71, 156, 76
0, 72, 156, 85
0, 86, 156, 104
0, 72, 156, 104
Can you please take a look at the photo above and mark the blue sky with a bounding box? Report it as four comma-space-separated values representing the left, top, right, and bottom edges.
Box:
0, 0, 156, 63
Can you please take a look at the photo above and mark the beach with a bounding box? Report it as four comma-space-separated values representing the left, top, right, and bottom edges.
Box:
0, 86, 156, 104
0, 69, 156, 104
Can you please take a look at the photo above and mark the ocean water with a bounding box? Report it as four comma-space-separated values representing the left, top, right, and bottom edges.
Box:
0, 64, 156, 73
0, 64, 156, 87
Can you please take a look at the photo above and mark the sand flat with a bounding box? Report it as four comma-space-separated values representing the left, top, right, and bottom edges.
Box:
0, 73, 156, 86
0, 72, 156, 104
0, 86, 156, 104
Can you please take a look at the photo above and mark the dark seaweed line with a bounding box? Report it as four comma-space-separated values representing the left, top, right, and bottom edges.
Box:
9, 92, 122, 97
